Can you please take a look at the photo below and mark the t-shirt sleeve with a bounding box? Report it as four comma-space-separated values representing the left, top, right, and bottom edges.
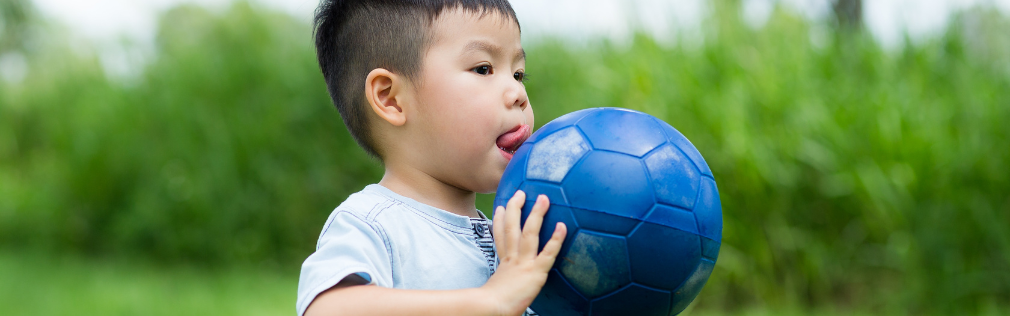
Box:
296, 210, 392, 316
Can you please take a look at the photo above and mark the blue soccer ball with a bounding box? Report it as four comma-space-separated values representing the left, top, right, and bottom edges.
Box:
493, 107, 722, 316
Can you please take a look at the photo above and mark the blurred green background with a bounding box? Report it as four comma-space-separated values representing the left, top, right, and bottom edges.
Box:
2, 0, 1009, 315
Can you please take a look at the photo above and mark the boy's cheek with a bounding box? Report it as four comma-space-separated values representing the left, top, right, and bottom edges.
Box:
525, 105, 535, 126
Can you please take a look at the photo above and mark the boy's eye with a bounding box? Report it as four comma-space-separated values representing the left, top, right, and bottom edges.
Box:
473, 65, 491, 75
513, 71, 526, 82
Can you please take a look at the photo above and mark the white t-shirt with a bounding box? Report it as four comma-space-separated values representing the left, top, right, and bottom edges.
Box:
296, 184, 537, 316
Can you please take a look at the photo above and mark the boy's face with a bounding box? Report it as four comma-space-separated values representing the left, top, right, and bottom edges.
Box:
406, 9, 532, 194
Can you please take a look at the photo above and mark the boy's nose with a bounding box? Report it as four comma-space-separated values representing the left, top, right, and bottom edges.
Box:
504, 83, 528, 110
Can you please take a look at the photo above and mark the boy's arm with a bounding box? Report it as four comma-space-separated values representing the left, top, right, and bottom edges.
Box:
304, 192, 566, 316
305, 280, 491, 316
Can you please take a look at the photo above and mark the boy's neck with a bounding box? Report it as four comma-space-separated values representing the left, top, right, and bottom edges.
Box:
378, 164, 481, 218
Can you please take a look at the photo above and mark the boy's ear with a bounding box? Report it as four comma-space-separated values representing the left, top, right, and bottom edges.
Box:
365, 68, 408, 127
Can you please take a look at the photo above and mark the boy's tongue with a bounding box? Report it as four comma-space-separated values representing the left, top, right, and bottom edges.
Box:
496, 124, 531, 150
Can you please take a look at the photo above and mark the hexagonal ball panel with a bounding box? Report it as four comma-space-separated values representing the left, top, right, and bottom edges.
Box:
530, 269, 590, 316
526, 127, 591, 183
518, 181, 568, 208
654, 117, 712, 177
527, 108, 601, 144
563, 151, 655, 218
590, 283, 671, 316
522, 203, 579, 258
576, 108, 667, 157
694, 177, 723, 241
516, 182, 567, 231
643, 204, 698, 235
558, 230, 631, 298
701, 236, 720, 260
627, 222, 701, 290
669, 258, 715, 315
644, 144, 701, 210
572, 208, 642, 235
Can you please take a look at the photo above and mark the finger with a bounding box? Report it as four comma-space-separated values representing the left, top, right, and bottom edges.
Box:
492, 205, 506, 256
504, 190, 526, 258
535, 222, 568, 270
519, 195, 549, 258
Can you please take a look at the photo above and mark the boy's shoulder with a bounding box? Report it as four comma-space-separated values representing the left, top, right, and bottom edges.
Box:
324, 184, 479, 237
329, 184, 394, 220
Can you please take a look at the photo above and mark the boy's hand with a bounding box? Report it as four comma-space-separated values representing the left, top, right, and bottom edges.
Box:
481, 190, 568, 316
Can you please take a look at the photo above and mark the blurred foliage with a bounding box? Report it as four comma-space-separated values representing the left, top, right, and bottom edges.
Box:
0, 2, 381, 264
1, 0, 1009, 314
0, 0, 35, 52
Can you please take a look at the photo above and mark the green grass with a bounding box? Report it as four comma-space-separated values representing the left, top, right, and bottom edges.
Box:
1, 250, 1007, 315
0, 251, 885, 316
0, 251, 297, 316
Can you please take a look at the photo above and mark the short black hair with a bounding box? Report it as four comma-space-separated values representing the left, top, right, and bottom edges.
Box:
314, 0, 519, 159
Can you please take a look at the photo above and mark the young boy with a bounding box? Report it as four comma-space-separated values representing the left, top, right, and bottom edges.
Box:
297, 1, 567, 315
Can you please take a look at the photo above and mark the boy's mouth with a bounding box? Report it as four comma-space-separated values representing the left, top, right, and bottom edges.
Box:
496, 124, 531, 161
